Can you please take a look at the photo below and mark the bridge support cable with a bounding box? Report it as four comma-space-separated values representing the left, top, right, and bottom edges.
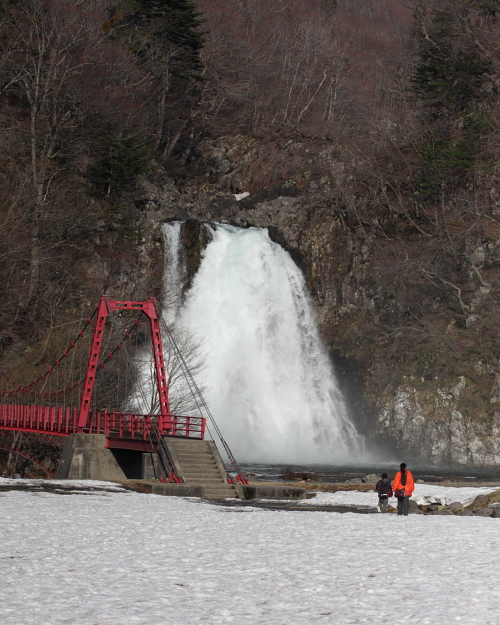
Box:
0, 308, 97, 403
149, 419, 182, 483
0, 430, 64, 478
159, 317, 248, 485
0, 445, 54, 478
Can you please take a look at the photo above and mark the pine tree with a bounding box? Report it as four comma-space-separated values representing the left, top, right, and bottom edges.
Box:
412, 3, 494, 198
412, 7, 491, 115
91, 133, 151, 196
107, 0, 206, 156
111, 0, 205, 84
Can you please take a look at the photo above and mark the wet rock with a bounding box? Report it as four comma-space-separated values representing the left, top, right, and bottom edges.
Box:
445, 502, 464, 514
180, 219, 212, 287
408, 500, 420, 513
492, 508, 500, 518
474, 508, 494, 517
362, 474, 380, 484
470, 494, 489, 509
457, 510, 474, 516
432, 509, 452, 515
241, 470, 258, 482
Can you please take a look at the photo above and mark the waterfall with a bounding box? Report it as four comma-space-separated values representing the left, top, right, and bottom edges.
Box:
162, 221, 183, 326
162, 222, 365, 465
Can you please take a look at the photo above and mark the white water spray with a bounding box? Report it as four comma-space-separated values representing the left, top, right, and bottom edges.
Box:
162, 222, 364, 465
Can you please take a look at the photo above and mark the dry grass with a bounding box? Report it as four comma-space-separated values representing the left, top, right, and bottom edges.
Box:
487, 489, 500, 504
119, 480, 153, 494
269, 481, 376, 493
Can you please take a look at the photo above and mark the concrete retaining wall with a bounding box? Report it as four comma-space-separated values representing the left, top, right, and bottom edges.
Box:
151, 483, 205, 497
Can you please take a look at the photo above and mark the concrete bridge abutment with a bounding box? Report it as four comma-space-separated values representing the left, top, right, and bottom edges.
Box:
56, 434, 138, 481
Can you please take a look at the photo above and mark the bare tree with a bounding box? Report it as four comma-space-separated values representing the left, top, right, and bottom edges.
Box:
125, 323, 207, 417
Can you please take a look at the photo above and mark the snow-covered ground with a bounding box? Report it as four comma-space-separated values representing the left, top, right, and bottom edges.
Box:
299, 483, 499, 508
1, 482, 500, 625
0, 478, 128, 493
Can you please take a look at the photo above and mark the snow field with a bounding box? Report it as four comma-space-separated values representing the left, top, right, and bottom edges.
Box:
1, 489, 500, 625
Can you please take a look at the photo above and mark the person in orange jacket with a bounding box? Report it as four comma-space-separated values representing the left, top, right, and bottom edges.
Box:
392, 462, 415, 516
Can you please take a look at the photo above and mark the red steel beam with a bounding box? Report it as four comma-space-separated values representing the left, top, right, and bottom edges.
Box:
77, 297, 172, 434
77, 297, 110, 430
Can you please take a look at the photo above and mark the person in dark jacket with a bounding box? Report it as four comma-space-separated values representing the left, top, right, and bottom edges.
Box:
375, 473, 393, 513
392, 462, 415, 516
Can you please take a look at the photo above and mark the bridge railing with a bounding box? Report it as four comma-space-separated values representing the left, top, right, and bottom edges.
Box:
0, 404, 206, 441
0, 404, 78, 434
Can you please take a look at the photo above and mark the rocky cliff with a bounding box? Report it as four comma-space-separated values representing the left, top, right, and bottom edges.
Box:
133, 133, 500, 467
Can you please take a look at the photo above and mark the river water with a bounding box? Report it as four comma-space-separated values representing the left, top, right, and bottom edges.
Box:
239, 462, 500, 483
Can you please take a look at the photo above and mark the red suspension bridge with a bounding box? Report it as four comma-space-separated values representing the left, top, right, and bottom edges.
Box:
0, 296, 245, 485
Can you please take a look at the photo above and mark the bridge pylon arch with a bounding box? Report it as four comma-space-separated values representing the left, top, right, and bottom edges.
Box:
77, 296, 172, 434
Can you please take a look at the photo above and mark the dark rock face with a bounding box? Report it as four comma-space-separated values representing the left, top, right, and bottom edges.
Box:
179, 219, 212, 289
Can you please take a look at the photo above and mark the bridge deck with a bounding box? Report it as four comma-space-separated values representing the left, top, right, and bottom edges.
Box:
0, 404, 205, 451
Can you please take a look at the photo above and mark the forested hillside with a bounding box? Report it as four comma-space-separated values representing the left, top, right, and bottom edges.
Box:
2, 0, 500, 465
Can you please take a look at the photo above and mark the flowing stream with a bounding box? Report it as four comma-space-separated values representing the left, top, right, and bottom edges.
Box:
162, 222, 365, 464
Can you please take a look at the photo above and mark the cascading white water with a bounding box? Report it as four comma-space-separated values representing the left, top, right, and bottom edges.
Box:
162, 221, 183, 326
162, 222, 365, 465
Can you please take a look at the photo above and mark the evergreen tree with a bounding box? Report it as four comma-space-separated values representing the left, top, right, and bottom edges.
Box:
110, 0, 205, 86
412, 7, 491, 115
412, 2, 495, 198
107, 0, 206, 156
91, 133, 151, 196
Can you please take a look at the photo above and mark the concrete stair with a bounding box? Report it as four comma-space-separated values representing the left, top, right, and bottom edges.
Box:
164, 438, 238, 500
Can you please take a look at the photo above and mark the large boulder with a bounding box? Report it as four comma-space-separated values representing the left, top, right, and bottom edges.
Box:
408, 500, 420, 514
474, 508, 494, 517
445, 502, 464, 514
470, 494, 489, 509
363, 474, 380, 484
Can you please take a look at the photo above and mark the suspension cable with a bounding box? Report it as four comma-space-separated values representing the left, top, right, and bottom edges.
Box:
0, 308, 98, 397
159, 317, 246, 481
